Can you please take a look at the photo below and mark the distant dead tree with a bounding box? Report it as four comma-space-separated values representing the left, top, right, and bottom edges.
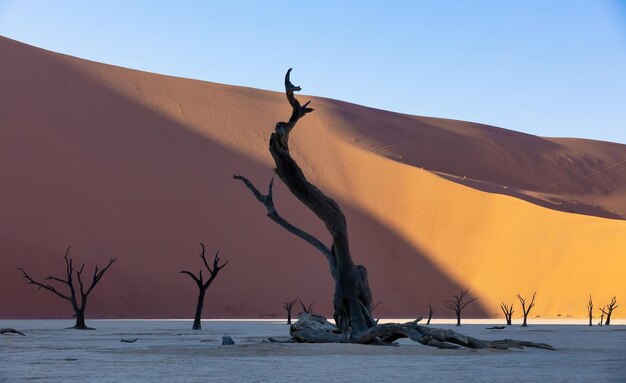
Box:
426, 303, 435, 325
282, 297, 299, 324
180, 243, 228, 330
598, 312, 604, 326
599, 296, 618, 326
587, 294, 593, 326
500, 302, 514, 325
298, 298, 314, 315
17, 246, 116, 330
516, 292, 537, 327
443, 289, 478, 326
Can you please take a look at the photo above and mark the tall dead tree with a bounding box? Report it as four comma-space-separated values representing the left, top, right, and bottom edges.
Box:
17, 246, 116, 330
282, 297, 299, 324
443, 289, 478, 326
426, 303, 435, 325
234, 69, 554, 350
234, 69, 375, 335
500, 302, 514, 325
599, 296, 618, 326
516, 291, 537, 327
587, 295, 593, 326
180, 243, 228, 330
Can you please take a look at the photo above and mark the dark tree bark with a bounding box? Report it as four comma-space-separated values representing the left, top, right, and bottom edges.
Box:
599, 296, 618, 326
180, 243, 228, 330
443, 289, 477, 326
426, 303, 435, 325
282, 297, 299, 324
587, 294, 593, 326
235, 69, 554, 351
234, 69, 375, 335
17, 246, 116, 330
516, 291, 537, 327
500, 302, 514, 325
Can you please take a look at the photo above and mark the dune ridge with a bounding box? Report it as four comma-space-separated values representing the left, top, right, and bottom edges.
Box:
0, 36, 624, 320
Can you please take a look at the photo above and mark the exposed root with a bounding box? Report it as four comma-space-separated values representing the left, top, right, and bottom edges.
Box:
287, 313, 556, 351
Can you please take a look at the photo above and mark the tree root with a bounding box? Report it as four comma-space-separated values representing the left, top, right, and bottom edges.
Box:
287, 313, 556, 351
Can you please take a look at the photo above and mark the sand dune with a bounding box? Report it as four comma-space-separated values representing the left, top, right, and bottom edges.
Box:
0, 36, 624, 320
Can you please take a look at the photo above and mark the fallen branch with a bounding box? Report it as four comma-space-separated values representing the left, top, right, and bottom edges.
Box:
286, 313, 555, 351
0, 328, 26, 336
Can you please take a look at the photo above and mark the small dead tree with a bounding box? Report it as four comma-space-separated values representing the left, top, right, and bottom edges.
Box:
599, 296, 618, 326
516, 291, 537, 327
17, 246, 116, 330
426, 303, 435, 325
180, 243, 228, 330
443, 289, 478, 326
587, 294, 593, 326
598, 312, 604, 326
500, 302, 514, 325
282, 297, 299, 324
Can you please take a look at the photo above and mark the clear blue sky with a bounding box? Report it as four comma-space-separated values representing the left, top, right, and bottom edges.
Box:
1, 1, 625, 143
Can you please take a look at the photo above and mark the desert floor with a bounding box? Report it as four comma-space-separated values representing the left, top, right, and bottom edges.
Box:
1, 319, 625, 382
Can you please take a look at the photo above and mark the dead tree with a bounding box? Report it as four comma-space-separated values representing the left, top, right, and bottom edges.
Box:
587, 294, 593, 326
598, 312, 604, 326
516, 291, 537, 327
234, 69, 375, 335
282, 297, 299, 324
426, 303, 435, 325
500, 302, 514, 325
443, 289, 478, 326
180, 243, 228, 330
599, 296, 618, 326
17, 246, 116, 330
234, 69, 553, 350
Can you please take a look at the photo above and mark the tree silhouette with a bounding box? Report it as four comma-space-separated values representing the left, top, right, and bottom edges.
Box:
180, 243, 228, 330
18, 246, 116, 330
599, 297, 618, 326
443, 289, 478, 326
500, 302, 514, 325
282, 297, 299, 324
516, 292, 537, 327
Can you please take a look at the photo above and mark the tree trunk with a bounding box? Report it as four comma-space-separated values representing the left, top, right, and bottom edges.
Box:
605, 313, 611, 326
522, 315, 528, 327
455, 312, 461, 326
506, 316, 512, 326
74, 309, 88, 330
287, 309, 292, 325
193, 289, 206, 330
267, 70, 375, 335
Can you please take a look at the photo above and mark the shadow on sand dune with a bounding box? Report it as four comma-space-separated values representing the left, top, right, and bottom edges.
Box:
0, 36, 488, 319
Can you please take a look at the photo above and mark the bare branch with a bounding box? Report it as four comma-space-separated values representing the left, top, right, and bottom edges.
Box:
233, 175, 334, 264
180, 270, 201, 286
85, 258, 117, 296
17, 268, 72, 302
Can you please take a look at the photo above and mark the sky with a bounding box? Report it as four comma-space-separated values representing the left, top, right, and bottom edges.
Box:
1, 0, 625, 143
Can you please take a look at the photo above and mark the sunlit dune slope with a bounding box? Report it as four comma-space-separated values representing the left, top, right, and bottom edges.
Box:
1, 36, 624, 320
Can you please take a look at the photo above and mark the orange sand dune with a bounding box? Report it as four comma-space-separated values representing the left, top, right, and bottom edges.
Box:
0, 36, 624, 320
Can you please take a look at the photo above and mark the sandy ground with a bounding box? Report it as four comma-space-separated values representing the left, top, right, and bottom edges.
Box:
1, 320, 625, 382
